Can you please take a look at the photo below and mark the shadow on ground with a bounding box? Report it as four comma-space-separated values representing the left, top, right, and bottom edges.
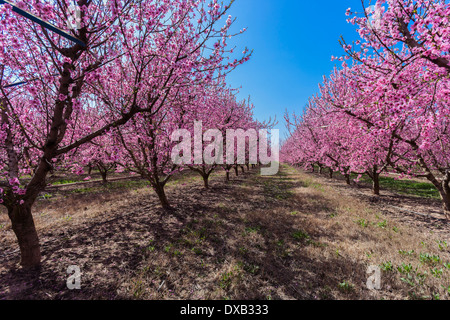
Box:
0, 167, 381, 300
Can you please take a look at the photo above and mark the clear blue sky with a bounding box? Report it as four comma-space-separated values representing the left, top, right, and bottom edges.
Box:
226, 0, 363, 139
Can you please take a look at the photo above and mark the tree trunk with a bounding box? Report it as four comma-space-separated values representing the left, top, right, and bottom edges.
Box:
154, 183, 170, 210
225, 171, 230, 182
345, 174, 351, 185
329, 169, 333, 179
246, 164, 250, 171
234, 166, 239, 177
437, 173, 450, 220
440, 191, 450, 220
373, 172, 380, 196
97, 164, 108, 184
319, 165, 323, 174
202, 174, 210, 189
100, 171, 107, 184
241, 166, 245, 174
8, 204, 41, 268
370, 165, 380, 196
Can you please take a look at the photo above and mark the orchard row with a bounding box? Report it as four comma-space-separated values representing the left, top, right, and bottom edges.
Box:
282, 1, 450, 218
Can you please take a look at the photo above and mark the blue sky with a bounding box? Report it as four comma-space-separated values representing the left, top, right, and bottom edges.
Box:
226, 0, 364, 139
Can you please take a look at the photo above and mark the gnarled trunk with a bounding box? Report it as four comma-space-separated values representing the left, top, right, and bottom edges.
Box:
8, 204, 41, 268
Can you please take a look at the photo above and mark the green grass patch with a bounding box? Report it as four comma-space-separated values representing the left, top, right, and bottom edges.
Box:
338, 281, 354, 292
292, 230, 310, 241
71, 187, 94, 194
328, 171, 440, 199
107, 180, 149, 190
354, 175, 440, 199
52, 179, 78, 185
377, 177, 439, 199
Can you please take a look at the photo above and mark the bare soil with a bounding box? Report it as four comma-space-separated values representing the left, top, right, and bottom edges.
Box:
313, 170, 448, 233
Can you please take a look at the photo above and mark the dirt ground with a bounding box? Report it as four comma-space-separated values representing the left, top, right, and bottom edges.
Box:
313, 170, 448, 234
1, 165, 450, 300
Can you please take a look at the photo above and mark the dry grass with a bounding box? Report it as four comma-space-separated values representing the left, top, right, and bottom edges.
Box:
0, 165, 449, 300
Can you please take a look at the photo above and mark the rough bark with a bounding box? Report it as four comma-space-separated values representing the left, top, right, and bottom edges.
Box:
8, 204, 41, 268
